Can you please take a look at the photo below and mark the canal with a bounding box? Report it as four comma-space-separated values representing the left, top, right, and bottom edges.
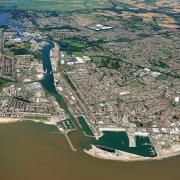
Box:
40, 42, 72, 115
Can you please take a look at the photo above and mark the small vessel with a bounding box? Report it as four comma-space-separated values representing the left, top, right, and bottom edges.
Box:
44, 69, 48, 74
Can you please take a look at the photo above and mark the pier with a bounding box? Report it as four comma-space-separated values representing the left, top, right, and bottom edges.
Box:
127, 132, 136, 147
64, 133, 77, 152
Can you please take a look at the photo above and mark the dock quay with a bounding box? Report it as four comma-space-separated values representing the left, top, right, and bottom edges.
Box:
127, 132, 136, 147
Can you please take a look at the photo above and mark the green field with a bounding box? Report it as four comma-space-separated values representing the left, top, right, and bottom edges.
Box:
24, 115, 50, 121
0, 0, 113, 11
60, 38, 86, 56
91, 56, 120, 69
130, 80, 143, 89
160, 47, 172, 57
61, 39, 86, 49
0, 79, 12, 89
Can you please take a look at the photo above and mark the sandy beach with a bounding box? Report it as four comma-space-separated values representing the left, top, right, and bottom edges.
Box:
0, 118, 21, 124
0, 116, 58, 126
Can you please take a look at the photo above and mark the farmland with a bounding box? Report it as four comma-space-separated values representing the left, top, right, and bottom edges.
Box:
0, 0, 113, 11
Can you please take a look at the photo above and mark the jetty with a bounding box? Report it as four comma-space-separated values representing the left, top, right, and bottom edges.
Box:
64, 133, 77, 152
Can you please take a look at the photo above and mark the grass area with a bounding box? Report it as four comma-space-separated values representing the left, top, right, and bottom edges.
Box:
4, 42, 31, 56
0, 78, 12, 89
4, 41, 42, 59
33, 50, 42, 59
72, 51, 84, 57
160, 47, 172, 57
149, 59, 169, 68
60, 38, 86, 56
98, 36, 108, 42
116, 97, 124, 104
0, 0, 113, 11
115, 2, 131, 8
63, 73, 77, 91
117, 36, 132, 43
61, 39, 86, 49
122, 16, 148, 31
156, 74, 168, 80
12, 48, 30, 55
24, 115, 50, 121
91, 56, 120, 69
18, 42, 30, 49
4, 40, 15, 48
60, 36, 105, 56
3, 49, 15, 56
130, 80, 143, 89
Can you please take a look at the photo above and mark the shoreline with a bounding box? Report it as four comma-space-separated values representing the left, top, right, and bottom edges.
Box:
1, 118, 179, 162
84, 145, 180, 162
0, 117, 57, 127
0, 118, 22, 124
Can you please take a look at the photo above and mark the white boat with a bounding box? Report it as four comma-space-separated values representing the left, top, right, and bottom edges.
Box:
44, 69, 48, 74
